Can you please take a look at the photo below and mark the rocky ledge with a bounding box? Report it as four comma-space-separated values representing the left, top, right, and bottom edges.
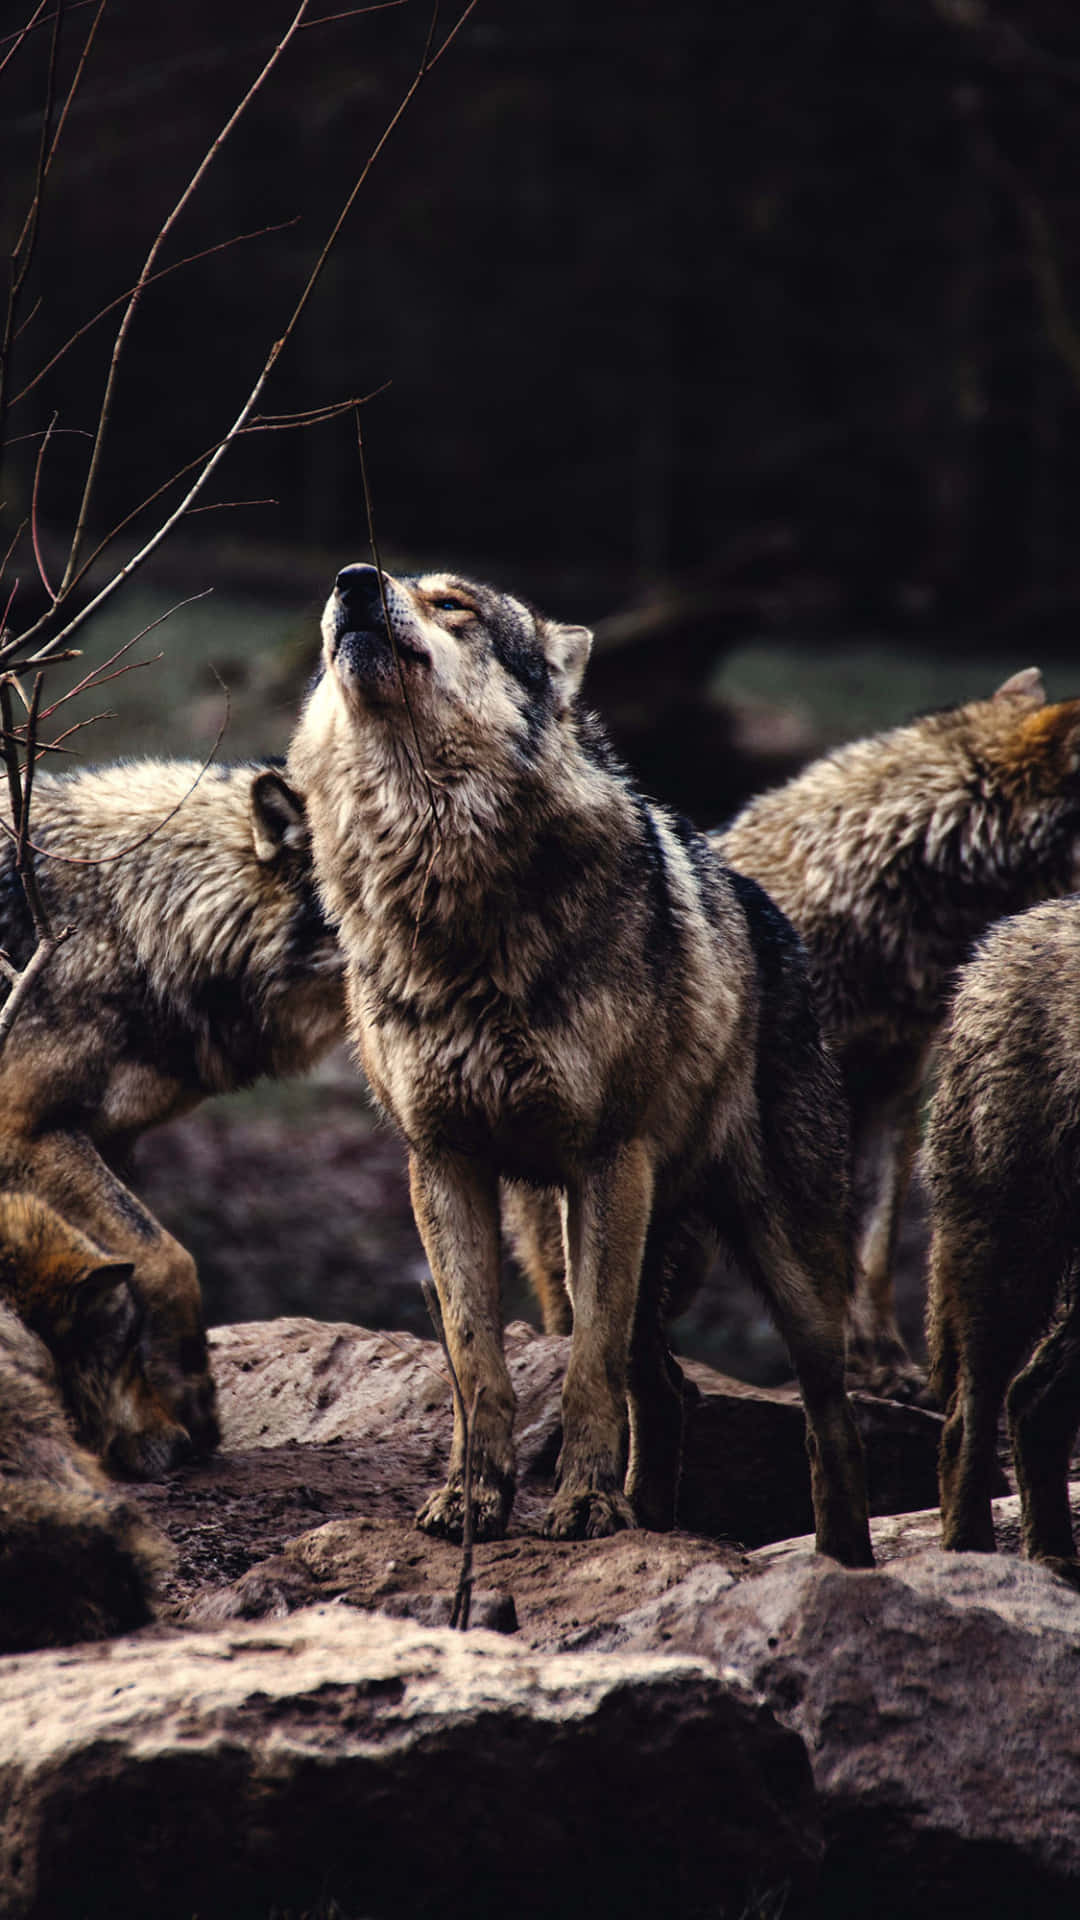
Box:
1, 1317, 1077, 1920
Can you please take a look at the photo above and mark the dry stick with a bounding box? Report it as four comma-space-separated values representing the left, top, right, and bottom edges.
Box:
0, 675, 231, 869
54, 1, 315, 603
421, 1278, 480, 1631
10, 218, 301, 412
12, 391, 379, 641
0, 0, 50, 79
0, 673, 74, 1051
29, 410, 58, 600
0, 0, 63, 450
9, 0, 481, 665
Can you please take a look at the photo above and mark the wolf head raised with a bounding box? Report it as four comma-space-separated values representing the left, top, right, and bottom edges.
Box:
317, 564, 593, 772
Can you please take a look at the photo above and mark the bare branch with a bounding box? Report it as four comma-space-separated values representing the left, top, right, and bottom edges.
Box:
0, 1, 50, 79
0, 923, 75, 1051
0, 674, 230, 867
9, 219, 302, 412
421, 1277, 479, 1631
55, 2, 314, 601
30, 411, 58, 600
0, 0, 64, 451
11, 0, 482, 664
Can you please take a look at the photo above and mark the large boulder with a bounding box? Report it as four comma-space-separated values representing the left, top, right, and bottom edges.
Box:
579, 1547, 1080, 1915
0, 1608, 821, 1920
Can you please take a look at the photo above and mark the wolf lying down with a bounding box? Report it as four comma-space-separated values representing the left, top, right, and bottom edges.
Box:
289, 563, 874, 1564
0, 1191, 167, 1649
0, 758, 344, 1464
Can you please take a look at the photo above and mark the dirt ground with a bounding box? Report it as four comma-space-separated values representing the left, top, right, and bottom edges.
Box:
130, 1434, 749, 1652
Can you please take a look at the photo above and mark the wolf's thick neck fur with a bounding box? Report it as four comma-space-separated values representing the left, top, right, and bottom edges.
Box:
0, 759, 343, 1095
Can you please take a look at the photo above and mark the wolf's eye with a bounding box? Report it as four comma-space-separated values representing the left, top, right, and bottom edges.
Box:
433, 595, 469, 614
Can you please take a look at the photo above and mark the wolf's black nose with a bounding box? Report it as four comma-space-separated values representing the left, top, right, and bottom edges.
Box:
335, 563, 382, 611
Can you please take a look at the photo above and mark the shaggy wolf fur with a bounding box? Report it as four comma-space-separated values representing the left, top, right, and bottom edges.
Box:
0, 1192, 169, 1648
714, 667, 1080, 1399
288, 562, 872, 1563
0, 759, 344, 1462
925, 898, 1080, 1585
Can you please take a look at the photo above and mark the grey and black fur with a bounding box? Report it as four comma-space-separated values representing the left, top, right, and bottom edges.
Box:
0, 1192, 170, 1649
289, 563, 872, 1563
714, 668, 1080, 1400
0, 758, 344, 1462
925, 897, 1080, 1585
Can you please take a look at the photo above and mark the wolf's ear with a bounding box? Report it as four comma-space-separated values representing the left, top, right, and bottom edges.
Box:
994, 667, 1045, 707
544, 623, 593, 716
250, 770, 309, 863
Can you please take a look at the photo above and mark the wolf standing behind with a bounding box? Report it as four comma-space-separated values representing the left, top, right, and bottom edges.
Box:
925, 898, 1080, 1585
289, 563, 872, 1564
717, 667, 1080, 1399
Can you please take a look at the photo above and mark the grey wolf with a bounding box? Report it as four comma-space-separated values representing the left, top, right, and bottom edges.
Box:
0, 759, 344, 1462
0, 1191, 169, 1647
716, 667, 1080, 1399
925, 897, 1080, 1584
288, 561, 872, 1563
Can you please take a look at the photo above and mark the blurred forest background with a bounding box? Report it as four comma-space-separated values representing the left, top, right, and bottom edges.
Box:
3, 0, 1080, 1379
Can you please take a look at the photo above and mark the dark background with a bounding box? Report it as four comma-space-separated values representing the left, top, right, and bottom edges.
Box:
7, 2, 1080, 647
3, 0, 1080, 1373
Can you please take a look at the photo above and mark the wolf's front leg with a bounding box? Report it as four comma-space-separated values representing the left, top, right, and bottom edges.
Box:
543, 1141, 654, 1540
409, 1149, 516, 1542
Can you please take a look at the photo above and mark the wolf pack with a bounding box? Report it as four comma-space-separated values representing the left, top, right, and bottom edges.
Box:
2, 559, 1080, 1648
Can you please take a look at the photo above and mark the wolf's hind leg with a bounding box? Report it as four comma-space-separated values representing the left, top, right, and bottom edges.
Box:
931, 1219, 1044, 1554
500, 1183, 571, 1334
542, 1142, 653, 1540
410, 1149, 516, 1543
1007, 1259, 1080, 1575
845, 1057, 928, 1401
625, 1216, 711, 1531
738, 1205, 873, 1568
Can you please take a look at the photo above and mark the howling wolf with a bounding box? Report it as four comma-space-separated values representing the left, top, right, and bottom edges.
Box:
288, 562, 872, 1564
715, 666, 1080, 1400
925, 897, 1080, 1585
0, 759, 344, 1461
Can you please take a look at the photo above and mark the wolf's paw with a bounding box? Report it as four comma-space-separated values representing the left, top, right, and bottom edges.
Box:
415, 1479, 510, 1544
541, 1488, 636, 1540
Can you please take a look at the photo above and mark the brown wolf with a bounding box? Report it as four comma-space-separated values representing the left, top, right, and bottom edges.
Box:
925, 897, 1080, 1584
0, 1191, 169, 1647
288, 562, 872, 1564
0, 759, 344, 1462
714, 667, 1080, 1400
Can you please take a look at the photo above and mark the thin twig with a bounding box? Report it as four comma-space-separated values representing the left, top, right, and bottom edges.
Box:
0, 0, 50, 79
29, 411, 58, 600
0, 0, 63, 455
9, 0, 482, 664
55, 3, 314, 601
0, 675, 231, 867
9, 219, 302, 412
421, 1277, 480, 1631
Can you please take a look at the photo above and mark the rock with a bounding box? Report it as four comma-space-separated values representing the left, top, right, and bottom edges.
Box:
0, 1608, 822, 1920
581, 1547, 1080, 1913
212, 1319, 947, 1547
